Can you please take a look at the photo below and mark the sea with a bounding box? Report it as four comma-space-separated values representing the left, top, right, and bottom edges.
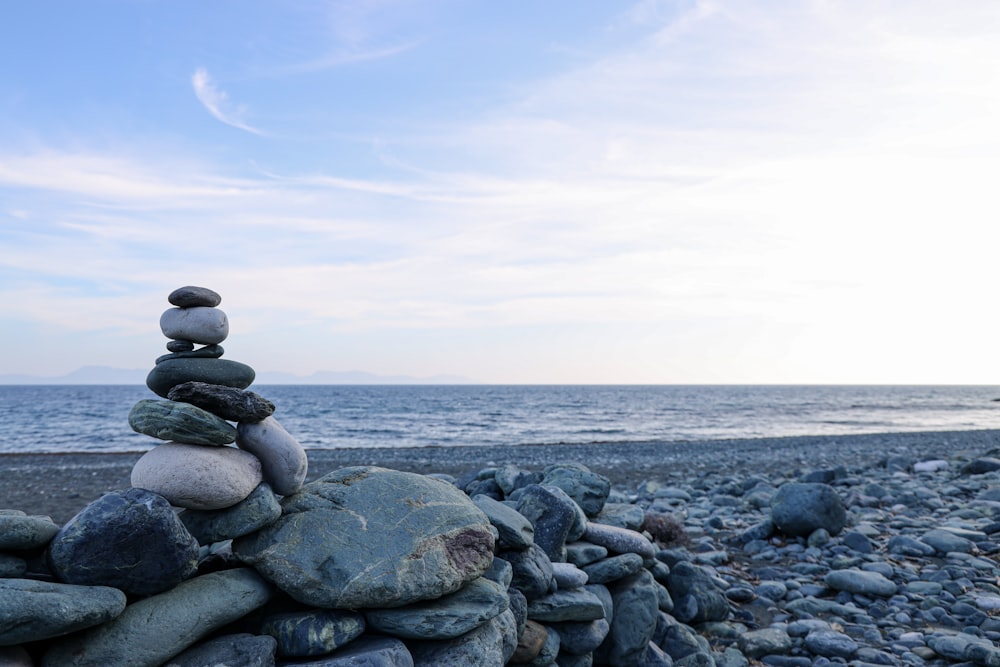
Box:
2, 384, 1000, 454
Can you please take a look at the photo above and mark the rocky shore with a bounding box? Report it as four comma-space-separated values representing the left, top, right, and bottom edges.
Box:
6, 286, 1000, 666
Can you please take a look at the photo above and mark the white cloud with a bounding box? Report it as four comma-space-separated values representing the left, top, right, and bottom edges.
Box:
191, 67, 263, 135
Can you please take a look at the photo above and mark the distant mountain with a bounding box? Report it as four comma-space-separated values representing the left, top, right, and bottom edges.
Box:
0, 366, 477, 385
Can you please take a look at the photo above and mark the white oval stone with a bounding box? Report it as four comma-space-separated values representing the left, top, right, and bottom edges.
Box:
131, 443, 262, 510
160, 307, 229, 345
236, 417, 308, 496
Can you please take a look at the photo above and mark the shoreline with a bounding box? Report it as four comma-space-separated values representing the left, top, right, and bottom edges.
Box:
3, 428, 999, 524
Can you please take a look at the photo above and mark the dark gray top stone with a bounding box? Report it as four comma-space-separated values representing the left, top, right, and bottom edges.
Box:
146, 358, 255, 398
168, 285, 222, 308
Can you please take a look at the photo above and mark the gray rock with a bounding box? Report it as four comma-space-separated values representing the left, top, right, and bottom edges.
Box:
168, 285, 222, 308
804, 629, 858, 658
278, 637, 413, 666
483, 557, 513, 588
920, 527, 975, 554
887, 534, 937, 556
408, 608, 516, 667
160, 305, 229, 344
128, 399, 237, 445
0, 512, 59, 550
168, 381, 275, 423
738, 627, 793, 659
261, 609, 365, 657
541, 463, 611, 517
582, 522, 655, 559
473, 494, 534, 550
550, 618, 610, 655
770, 482, 847, 537
498, 543, 553, 600
594, 503, 645, 530
652, 612, 700, 660
181, 482, 282, 544
596, 569, 659, 666
581, 552, 644, 584
233, 467, 494, 608
236, 417, 309, 496
163, 633, 277, 667
131, 442, 263, 510
494, 464, 542, 496
527, 587, 607, 622
824, 569, 897, 597
0, 555, 26, 578
0, 578, 126, 645
41, 568, 272, 667
565, 541, 609, 567
366, 577, 508, 639
961, 457, 1000, 475
146, 357, 255, 398
47, 488, 199, 597
666, 561, 729, 624
516, 484, 580, 562
166, 339, 195, 352
551, 561, 588, 588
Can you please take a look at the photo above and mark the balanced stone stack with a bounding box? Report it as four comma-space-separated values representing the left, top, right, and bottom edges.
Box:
129, 285, 309, 510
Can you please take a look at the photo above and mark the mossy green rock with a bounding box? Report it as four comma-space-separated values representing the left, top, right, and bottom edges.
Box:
128, 399, 236, 445
233, 466, 495, 609
146, 358, 255, 398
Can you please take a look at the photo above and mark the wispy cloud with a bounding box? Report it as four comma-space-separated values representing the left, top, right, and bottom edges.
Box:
191, 67, 263, 135
268, 40, 422, 76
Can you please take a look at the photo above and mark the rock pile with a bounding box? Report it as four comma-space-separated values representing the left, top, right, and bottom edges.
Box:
8, 286, 1000, 664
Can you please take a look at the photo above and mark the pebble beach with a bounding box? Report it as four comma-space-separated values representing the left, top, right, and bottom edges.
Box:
8, 285, 1000, 666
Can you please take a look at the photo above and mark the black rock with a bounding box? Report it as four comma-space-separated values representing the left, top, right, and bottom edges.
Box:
168, 285, 222, 308
146, 358, 255, 398
168, 381, 275, 423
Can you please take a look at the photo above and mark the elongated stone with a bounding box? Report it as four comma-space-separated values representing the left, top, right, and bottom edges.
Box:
0, 578, 126, 645
128, 399, 236, 446
155, 344, 224, 364
131, 442, 263, 510
365, 577, 509, 640
146, 358, 255, 398
41, 568, 272, 667
236, 417, 308, 496
261, 610, 365, 657
168, 285, 222, 308
168, 381, 275, 423
0, 512, 59, 550
180, 482, 282, 544
160, 306, 229, 345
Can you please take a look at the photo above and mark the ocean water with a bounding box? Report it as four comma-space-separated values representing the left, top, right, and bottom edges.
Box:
1, 384, 1000, 454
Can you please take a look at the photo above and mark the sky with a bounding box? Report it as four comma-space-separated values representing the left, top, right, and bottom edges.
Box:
1, 1, 999, 384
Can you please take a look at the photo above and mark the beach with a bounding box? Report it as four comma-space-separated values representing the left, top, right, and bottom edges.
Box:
6, 428, 999, 525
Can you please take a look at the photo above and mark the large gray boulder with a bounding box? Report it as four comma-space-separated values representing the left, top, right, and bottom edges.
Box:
770, 482, 847, 537
234, 467, 495, 608
541, 463, 611, 517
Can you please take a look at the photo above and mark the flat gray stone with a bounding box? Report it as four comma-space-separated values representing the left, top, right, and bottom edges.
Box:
582, 552, 644, 584
160, 306, 229, 344
128, 399, 236, 445
131, 442, 263, 510
0, 513, 59, 550
261, 609, 365, 657
738, 627, 793, 659
234, 467, 495, 608
163, 633, 277, 667
41, 568, 272, 667
583, 522, 655, 559
146, 358, 255, 398
920, 527, 976, 554
168, 286, 222, 308
155, 344, 225, 364
180, 482, 282, 544
0, 578, 126, 645
408, 608, 516, 667
365, 577, 509, 639
526, 587, 607, 622
472, 494, 534, 551
236, 416, 308, 496
824, 569, 897, 597
277, 636, 413, 666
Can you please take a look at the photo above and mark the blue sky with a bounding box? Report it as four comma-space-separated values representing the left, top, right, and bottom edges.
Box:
2, 1, 999, 383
